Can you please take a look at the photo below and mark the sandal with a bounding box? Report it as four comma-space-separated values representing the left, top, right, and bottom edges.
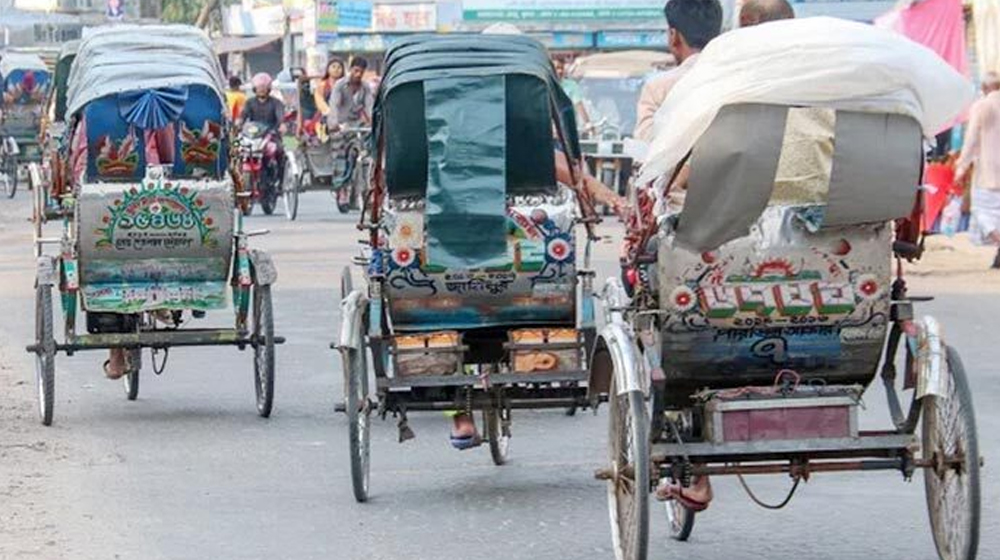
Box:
449, 434, 483, 451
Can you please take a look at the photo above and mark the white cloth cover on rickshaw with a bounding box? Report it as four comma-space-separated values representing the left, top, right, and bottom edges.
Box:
654, 103, 921, 405
636, 16, 974, 185
68, 26, 233, 314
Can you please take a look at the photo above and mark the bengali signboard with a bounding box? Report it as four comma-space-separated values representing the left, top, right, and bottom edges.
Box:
338, 0, 374, 30
595, 30, 665, 48
463, 0, 660, 20
317, 0, 338, 42
373, 3, 436, 32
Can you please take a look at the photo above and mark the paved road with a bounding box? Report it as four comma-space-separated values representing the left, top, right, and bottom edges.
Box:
0, 191, 996, 560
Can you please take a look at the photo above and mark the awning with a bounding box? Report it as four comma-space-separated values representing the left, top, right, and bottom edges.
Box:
213, 35, 282, 55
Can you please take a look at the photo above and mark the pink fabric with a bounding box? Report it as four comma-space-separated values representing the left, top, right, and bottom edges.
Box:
877, 0, 969, 127
70, 118, 87, 183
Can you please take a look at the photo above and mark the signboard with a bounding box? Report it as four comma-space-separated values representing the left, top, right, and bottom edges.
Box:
595, 30, 665, 49
373, 3, 436, 32
529, 32, 593, 49
338, 0, 374, 30
463, 0, 660, 20
223, 4, 286, 35
317, 0, 337, 42
12, 0, 58, 11
436, 0, 463, 31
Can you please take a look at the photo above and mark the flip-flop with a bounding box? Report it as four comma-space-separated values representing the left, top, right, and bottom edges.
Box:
655, 483, 710, 512
449, 434, 482, 451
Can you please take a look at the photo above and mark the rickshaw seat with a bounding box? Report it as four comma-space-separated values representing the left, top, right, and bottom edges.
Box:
654, 104, 923, 407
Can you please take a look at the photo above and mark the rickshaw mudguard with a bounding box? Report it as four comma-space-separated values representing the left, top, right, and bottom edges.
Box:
35, 255, 58, 287
914, 315, 948, 399
589, 278, 648, 401
249, 249, 277, 286
339, 290, 368, 351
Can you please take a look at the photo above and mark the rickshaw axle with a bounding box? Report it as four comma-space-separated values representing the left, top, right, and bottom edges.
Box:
27, 329, 286, 354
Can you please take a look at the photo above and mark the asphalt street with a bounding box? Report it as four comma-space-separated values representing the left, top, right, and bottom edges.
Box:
0, 191, 996, 560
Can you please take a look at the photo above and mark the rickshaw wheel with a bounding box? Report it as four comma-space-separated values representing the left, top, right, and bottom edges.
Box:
664, 499, 696, 541
607, 373, 650, 560
252, 284, 275, 418
1, 152, 17, 199
484, 405, 510, 466
341, 265, 371, 502
123, 348, 141, 401
923, 346, 980, 560
34, 284, 55, 426
283, 174, 299, 221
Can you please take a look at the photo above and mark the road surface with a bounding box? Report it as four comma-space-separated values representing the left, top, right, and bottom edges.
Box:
1, 192, 996, 560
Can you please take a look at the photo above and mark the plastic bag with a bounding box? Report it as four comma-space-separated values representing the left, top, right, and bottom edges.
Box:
637, 17, 975, 184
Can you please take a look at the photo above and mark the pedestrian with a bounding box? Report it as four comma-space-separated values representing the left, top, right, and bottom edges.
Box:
956, 72, 1000, 268
633, 0, 723, 142
225, 75, 246, 121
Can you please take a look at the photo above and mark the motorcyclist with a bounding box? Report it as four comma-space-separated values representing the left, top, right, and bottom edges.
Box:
240, 72, 286, 184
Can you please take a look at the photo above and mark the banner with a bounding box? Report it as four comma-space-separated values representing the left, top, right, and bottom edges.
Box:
373, 3, 436, 32
462, 0, 659, 21
338, 0, 374, 30
317, 0, 337, 42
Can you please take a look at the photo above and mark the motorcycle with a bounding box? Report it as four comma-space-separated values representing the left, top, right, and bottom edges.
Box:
236, 121, 284, 216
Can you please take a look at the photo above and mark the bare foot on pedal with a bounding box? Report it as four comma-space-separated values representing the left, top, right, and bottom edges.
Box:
103, 349, 127, 379
449, 412, 481, 450
656, 475, 713, 512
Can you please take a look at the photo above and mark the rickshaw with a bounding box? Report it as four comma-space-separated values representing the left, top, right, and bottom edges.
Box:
592, 104, 981, 560
27, 25, 282, 426
337, 35, 601, 502
570, 50, 673, 205
286, 69, 369, 219
1, 51, 51, 198
29, 40, 79, 237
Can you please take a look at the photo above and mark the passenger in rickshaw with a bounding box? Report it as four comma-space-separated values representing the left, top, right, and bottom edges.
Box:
313, 57, 346, 129
240, 72, 286, 176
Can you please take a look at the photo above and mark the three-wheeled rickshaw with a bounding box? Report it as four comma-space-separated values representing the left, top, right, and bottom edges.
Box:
284, 69, 369, 219
336, 34, 602, 502
28, 25, 282, 425
592, 103, 981, 560
1, 51, 51, 198
29, 40, 79, 236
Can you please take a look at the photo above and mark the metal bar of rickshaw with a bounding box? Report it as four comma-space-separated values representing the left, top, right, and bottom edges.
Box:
27, 328, 287, 353
376, 370, 590, 389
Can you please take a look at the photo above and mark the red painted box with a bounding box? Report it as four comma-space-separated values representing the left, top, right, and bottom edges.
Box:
703, 387, 860, 444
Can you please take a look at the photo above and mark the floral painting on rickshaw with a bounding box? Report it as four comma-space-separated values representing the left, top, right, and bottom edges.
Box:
180, 120, 222, 171
94, 133, 140, 177
93, 181, 219, 251
2, 70, 48, 106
